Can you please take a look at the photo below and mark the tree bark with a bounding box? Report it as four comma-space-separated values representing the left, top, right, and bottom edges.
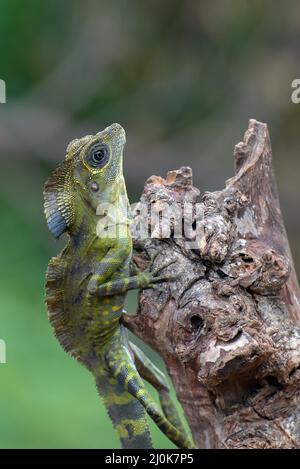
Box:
123, 119, 300, 449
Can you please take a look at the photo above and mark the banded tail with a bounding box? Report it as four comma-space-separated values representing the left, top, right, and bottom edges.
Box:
96, 374, 153, 449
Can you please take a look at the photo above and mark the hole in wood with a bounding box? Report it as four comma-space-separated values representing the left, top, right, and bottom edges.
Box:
189, 315, 204, 331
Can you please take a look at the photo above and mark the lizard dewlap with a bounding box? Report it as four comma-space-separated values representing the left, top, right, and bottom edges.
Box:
43, 123, 194, 449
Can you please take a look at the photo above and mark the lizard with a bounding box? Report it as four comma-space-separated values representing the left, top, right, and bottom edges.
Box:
43, 123, 194, 449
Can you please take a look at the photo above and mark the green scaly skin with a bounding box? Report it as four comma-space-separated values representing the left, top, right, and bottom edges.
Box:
43, 123, 194, 449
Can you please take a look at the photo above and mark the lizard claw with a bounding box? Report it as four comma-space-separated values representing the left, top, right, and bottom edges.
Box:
151, 259, 177, 276
145, 283, 165, 294
155, 272, 180, 282
148, 258, 180, 287
148, 249, 161, 269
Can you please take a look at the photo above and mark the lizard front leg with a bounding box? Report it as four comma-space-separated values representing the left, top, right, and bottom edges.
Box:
89, 260, 177, 297
87, 240, 131, 295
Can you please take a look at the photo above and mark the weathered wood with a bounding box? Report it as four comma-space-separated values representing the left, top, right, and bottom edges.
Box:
124, 119, 300, 449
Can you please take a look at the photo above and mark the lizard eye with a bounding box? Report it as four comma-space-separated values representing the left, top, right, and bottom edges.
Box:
85, 143, 109, 169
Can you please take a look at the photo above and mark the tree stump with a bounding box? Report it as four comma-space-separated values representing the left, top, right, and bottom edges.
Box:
123, 119, 300, 449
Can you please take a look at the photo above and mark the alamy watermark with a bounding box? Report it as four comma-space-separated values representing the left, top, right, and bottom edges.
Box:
95, 198, 206, 249
291, 79, 300, 103
0, 339, 6, 364
0, 79, 6, 103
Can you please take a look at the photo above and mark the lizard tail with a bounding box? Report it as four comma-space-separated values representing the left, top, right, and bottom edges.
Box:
95, 374, 153, 449
106, 351, 194, 449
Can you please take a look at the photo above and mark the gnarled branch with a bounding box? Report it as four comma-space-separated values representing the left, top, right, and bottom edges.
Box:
124, 119, 300, 449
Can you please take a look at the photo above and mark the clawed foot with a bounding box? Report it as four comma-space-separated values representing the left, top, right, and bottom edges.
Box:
143, 251, 180, 290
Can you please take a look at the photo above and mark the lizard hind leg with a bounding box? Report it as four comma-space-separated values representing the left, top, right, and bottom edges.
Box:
105, 347, 195, 449
130, 342, 193, 444
95, 373, 153, 449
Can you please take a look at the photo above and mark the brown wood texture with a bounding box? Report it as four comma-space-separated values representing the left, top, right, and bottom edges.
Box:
124, 119, 300, 448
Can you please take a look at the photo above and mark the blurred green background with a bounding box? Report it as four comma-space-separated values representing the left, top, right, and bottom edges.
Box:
0, 0, 300, 449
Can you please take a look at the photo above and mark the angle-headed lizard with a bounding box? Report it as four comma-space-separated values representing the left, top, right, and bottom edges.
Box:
43, 123, 194, 449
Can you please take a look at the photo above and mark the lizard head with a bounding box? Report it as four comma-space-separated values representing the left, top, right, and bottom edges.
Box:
44, 123, 126, 238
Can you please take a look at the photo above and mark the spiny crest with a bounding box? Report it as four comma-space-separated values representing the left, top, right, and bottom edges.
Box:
66, 135, 93, 160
